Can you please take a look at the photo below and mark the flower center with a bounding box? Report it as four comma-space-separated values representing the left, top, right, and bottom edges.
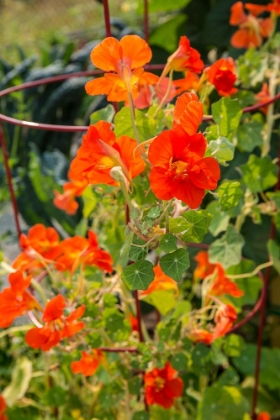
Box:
154, 377, 165, 391
169, 159, 189, 180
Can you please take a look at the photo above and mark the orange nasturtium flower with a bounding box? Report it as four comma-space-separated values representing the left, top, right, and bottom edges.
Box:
0, 395, 8, 420
194, 251, 243, 299
141, 265, 179, 296
255, 82, 271, 114
230, 2, 273, 49
53, 169, 88, 215
71, 349, 105, 376
85, 35, 158, 102
205, 57, 237, 96
144, 362, 183, 409
172, 92, 204, 135
26, 294, 85, 351
212, 303, 237, 340
70, 121, 144, 187
257, 412, 271, 420
267, 0, 280, 14
160, 36, 204, 80
133, 77, 175, 109
188, 303, 237, 344
55, 230, 113, 273
129, 314, 139, 332
13, 224, 61, 273
0, 271, 40, 328
148, 94, 220, 208
173, 71, 200, 96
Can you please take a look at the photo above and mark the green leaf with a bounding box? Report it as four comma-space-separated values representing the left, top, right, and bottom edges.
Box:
226, 260, 262, 307
147, 206, 161, 219
133, 412, 149, 420
159, 233, 178, 253
82, 186, 97, 218
212, 98, 242, 136
103, 308, 125, 332
236, 121, 263, 152
114, 107, 163, 142
180, 210, 213, 243
209, 226, 245, 269
90, 104, 115, 124
143, 290, 177, 315
3, 358, 32, 405
171, 353, 188, 371
217, 181, 243, 211
128, 376, 143, 395
240, 155, 278, 193
197, 386, 249, 420
169, 217, 190, 234
129, 236, 148, 262
268, 239, 280, 274
149, 14, 188, 53
237, 48, 268, 88
121, 260, 154, 290
207, 201, 230, 236
137, 0, 191, 13
120, 229, 134, 258
172, 300, 191, 325
42, 386, 67, 407
209, 136, 235, 165
160, 249, 190, 282
224, 334, 245, 358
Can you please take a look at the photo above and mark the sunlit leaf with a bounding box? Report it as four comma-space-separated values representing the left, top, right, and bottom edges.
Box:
209, 226, 244, 269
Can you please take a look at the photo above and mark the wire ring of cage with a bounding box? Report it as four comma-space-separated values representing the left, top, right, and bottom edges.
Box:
0, 70, 280, 130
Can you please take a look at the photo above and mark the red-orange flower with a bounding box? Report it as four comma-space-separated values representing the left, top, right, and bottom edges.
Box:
13, 224, 61, 273
173, 71, 200, 96
55, 230, 113, 273
0, 271, 40, 328
194, 251, 243, 299
70, 121, 144, 187
25, 295, 85, 351
172, 92, 204, 135
267, 0, 280, 14
0, 395, 8, 420
257, 412, 271, 420
255, 82, 271, 114
144, 362, 183, 409
53, 170, 87, 215
212, 304, 237, 340
141, 265, 178, 296
148, 126, 220, 209
188, 329, 214, 345
71, 349, 104, 376
85, 35, 157, 102
206, 58, 237, 96
132, 77, 174, 109
230, 2, 273, 49
160, 36, 204, 81
188, 303, 237, 344
129, 314, 139, 332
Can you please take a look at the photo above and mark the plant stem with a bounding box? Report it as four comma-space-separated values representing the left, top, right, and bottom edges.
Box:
226, 261, 273, 279
154, 69, 174, 118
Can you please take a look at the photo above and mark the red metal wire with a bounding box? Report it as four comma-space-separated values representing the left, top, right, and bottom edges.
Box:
102, 0, 112, 38
0, 124, 22, 240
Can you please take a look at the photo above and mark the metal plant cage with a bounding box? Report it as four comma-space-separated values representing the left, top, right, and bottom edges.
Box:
0, 1, 279, 418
